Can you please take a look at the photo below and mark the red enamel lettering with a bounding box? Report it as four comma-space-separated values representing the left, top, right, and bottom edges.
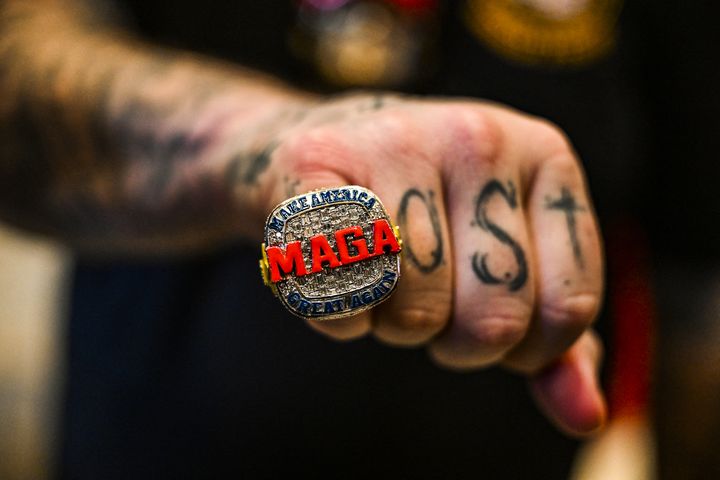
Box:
311, 234, 341, 273
269, 220, 399, 281
335, 226, 370, 265
372, 219, 401, 256
267, 242, 307, 282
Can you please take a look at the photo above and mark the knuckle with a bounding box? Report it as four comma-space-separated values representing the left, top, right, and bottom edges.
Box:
532, 119, 574, 158
541, 293, 600, 333
373, 111, 430, 161
464, 315, 528, 352
307, 317, 371, 342
545, 152, 582, 181
283, 128, 357, 176
376, 290, 451, 345
392, 305, 449, 334
443, 106, 503, 167
376, 109, 417, 136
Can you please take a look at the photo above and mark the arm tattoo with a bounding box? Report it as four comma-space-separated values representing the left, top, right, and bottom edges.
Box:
353, 93, 386, 112
397, 188, 444, 274
282, 176, 301, 197
472, 180, 528, 292
546, 187, 586, 269
0, 1, 298, 249
371, 93, 385, 110
238, 140, 280, 185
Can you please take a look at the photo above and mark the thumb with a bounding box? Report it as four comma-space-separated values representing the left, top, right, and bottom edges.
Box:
528, 330, 607, 437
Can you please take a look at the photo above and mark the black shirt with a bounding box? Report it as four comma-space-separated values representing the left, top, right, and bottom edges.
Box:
60, 1, 720, 478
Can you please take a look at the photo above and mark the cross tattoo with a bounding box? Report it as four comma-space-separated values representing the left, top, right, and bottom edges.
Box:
546, 187, 586, 269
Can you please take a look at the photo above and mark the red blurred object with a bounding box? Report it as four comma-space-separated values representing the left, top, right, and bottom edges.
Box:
385, 0, 438, 14
606, 220, 656, 418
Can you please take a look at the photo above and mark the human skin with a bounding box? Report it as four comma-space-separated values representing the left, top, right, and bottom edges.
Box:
0, 0, 606, 435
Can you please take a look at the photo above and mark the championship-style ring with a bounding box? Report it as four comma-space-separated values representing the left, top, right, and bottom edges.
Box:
260, 185, 402, 320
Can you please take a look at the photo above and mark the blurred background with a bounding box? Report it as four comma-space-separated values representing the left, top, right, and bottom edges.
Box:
0, 227, 659, 480
0, 228, 655, 474
0, 224, 68, 479
2, 0, 719, 479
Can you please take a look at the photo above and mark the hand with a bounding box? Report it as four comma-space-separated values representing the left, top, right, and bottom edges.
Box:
259, 94, 606, 436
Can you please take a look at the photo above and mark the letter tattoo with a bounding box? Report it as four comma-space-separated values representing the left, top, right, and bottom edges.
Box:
472, 180, 528, 292
397, 188, 444, 274
546, 187, 585, 269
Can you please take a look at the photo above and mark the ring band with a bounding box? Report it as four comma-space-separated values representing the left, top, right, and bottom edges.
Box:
260, 185, 402, 321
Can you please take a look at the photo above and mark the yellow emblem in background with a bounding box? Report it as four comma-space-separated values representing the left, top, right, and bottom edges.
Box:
465, 0, 622, 66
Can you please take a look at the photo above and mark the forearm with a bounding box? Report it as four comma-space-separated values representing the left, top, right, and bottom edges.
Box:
0, 0, 310, 254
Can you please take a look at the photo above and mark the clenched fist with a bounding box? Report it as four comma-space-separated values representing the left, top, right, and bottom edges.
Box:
247, 94, 606, 435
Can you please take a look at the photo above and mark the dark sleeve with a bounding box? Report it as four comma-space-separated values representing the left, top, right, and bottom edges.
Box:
112, 0, 301, 78
625, 0, 720, 263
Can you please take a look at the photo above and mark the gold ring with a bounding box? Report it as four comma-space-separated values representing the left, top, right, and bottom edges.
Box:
260, 185, 402, 320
